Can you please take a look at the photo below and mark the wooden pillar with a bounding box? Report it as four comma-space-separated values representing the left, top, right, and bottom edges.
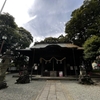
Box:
41, 61, 44, 76
64, 59, 67, 76
72, 48, 78, 77
33, 49, 35, 66
53, 58, 54, 71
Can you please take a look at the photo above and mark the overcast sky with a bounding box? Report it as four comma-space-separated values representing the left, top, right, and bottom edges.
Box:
0, 0, 84, 42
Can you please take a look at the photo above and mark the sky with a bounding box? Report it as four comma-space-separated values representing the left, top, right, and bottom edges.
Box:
0, 0, 84, 44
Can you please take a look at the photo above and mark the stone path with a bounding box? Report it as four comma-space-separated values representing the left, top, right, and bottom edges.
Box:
35, 79, 100, 100
35, 80, 68, 100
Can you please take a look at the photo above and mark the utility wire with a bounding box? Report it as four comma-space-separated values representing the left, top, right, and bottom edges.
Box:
0, 0, 7, 15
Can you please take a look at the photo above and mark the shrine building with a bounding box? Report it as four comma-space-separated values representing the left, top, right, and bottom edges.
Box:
17, 43, 83, 77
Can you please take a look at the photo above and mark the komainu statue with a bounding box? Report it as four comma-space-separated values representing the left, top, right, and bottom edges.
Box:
15, 65, 30, 84
79, 65, 94, 84
0, 50, 12, 89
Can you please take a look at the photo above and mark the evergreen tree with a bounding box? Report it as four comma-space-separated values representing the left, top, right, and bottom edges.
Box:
0, 13, 33, 54
65, 0, 100, 46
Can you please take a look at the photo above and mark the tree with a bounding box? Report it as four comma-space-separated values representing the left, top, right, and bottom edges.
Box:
58, 34, 69, 43
83, 35, 100, 60
0, 13, 17, 28
0, 13, 33, 70
18, 27, 33, 48
0, 13, 33, 54
65, 0, 100, 46
39, 37, 58, 43
39, 34, 69, 43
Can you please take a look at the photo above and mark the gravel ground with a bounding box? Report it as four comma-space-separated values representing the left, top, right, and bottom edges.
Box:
0, 74, 100, 100
0, 74, 46, 100
62, 80, 100, 100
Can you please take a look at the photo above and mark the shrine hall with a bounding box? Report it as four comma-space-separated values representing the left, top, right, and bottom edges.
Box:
17, 43, 83, 77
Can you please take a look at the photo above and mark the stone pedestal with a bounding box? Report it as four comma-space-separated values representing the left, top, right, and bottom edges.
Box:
0, 76, 7, 89
79, 75, 94, 84
79, 66, 94, 84
15, 75, 30, 84
0, 81, 7, 89
15, 70, 30, 84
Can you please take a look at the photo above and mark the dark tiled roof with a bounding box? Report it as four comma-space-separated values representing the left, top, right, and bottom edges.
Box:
31, 43, 83, 50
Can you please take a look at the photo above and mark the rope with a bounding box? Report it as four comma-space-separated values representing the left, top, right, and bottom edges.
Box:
40, 57, 66, 63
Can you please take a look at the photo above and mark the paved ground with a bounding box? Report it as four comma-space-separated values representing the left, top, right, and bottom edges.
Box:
0, 74, 100, 100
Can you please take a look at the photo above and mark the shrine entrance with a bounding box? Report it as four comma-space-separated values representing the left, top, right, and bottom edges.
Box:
40, 57, 66, 77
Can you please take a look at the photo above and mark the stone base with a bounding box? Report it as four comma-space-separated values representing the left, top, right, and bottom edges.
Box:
79, 75, 94, 84
15, 75, 30, 84
0, 81, 8, 89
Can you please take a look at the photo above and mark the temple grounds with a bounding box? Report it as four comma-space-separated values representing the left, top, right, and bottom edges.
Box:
0, 74, 100, 100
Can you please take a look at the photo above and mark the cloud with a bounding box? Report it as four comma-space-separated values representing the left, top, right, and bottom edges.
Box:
1, 0, 35, 26
24, 0, 84, 41
23, 15, 37, 24
0, 0, 84, 42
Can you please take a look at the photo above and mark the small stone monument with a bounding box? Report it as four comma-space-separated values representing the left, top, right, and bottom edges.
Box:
0, 50, 12, 89
79, 65, 94, 84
